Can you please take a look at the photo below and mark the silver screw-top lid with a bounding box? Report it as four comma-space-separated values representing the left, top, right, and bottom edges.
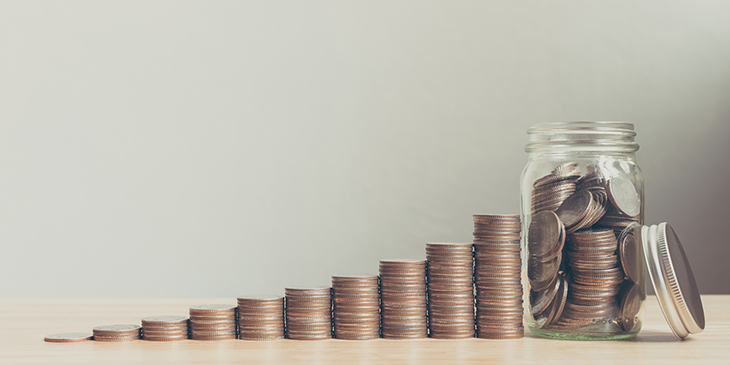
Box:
638, 222, 705, 339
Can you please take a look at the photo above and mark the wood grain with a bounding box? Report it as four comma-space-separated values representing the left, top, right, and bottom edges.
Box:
1, 295, 728, 364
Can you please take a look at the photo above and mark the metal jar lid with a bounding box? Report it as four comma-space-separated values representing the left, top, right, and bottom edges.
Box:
637, 222, 705, 339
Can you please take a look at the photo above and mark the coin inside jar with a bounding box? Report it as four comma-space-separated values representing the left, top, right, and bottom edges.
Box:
617, 281, 645, 332
619, 223, 642, 283
528, 211, 563, 258
606, 174, 640, 217
555, 190, 592, 232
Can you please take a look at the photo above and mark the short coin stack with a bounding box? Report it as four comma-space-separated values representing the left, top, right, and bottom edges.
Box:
141, 315, 189, 341
425, 243, 475, 339
285, 287, 332, 340
331, 275, 381, 340
44, 333, 93, 343
472, 214, 524, 339
237, 296, 285, 340
379, 259, 428, 339
189, 304, 237, 340
92, 324, 141, 342
550, 228, 623, 329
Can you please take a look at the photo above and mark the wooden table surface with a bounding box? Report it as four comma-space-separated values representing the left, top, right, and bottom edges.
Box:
1, 295, 728, 364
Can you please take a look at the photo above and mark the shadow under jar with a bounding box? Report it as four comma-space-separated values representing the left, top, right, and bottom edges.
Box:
521, 121, 646, 340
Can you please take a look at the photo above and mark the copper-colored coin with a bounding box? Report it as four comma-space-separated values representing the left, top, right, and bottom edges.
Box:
530, 275, 561, 317
143, 335, 189, 341
528, 254, 561, 291
141, 315, 188, 326
618, 223, 642, 283
555, 190, 592, 229
618, 281, 645, 332
44, 333, 93, 343
189, 304, 236, 313
528, 211, 562, 257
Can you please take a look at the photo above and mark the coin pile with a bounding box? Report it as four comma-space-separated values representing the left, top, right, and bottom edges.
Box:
528, 162, 644, 332
331, 275, 381, 340
472, 215, 524, 339
425, 243, 475, 339
531, 162, 581, 214
285, 287, 332, 340
92, 324, 141, 342
189, 304, 237, 340
237, 296, 285, 340
141, 315, 189, 341
379, 259, 428, 339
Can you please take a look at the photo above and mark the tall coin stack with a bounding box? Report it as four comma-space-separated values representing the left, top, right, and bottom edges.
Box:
141, 316, 189, 341
379, 260, 428, 339
425, 243, 475, 339
284, 287, 332, 340
237, 296, 285, 341
189, 304, 237, 340
472, 214, 524, 339
92, 324, 141, 342
331, 275, 381, 340
550, 228, 623, 329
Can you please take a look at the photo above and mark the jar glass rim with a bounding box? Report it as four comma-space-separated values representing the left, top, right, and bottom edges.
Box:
525, 121, 638, 153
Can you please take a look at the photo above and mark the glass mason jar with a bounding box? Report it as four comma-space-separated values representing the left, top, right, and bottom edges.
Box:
521, 121, 646, 340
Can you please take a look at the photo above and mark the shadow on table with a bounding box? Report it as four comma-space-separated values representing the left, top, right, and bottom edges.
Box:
632, 330, 684, 343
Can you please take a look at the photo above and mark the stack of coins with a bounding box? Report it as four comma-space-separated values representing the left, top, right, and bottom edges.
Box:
379, 259, 428, 339
141, 316, 189, 341
531, 162, 581, 214
473, 214, 524, 339
285, 287, 332, 340
189, 304, 237, 340
549, 228, 623, 329
331, 275, 381, 340
237, 296, 285, 340
92, 324, 141, 342
425, 243, 475, 339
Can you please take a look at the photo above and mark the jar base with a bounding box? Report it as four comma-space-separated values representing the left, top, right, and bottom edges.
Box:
529, 327, 640, 341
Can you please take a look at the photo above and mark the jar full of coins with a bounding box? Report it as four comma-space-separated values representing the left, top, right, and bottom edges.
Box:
521, 122, 646, 340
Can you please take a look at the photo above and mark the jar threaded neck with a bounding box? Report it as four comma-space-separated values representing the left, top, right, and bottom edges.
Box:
525, 122, 639, 154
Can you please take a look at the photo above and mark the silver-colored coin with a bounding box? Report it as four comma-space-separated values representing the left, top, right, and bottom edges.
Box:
607, 175, 640, 217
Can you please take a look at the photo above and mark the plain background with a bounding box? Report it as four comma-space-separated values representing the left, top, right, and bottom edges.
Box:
1, 1, 729, 297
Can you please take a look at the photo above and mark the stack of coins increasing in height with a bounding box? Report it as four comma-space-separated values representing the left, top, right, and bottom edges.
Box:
92, 324, 141, 342
379, 259, 428, 339
141, 316, 189, 341
472, 214, 524, 339
189, 304, 237, 340
331, 275, 381, 340
237, 296, 285, 340
425, 243, 475, 339
285, 287, 332, 340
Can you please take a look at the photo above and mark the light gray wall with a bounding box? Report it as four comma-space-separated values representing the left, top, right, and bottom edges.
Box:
1, 1, 728, 297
